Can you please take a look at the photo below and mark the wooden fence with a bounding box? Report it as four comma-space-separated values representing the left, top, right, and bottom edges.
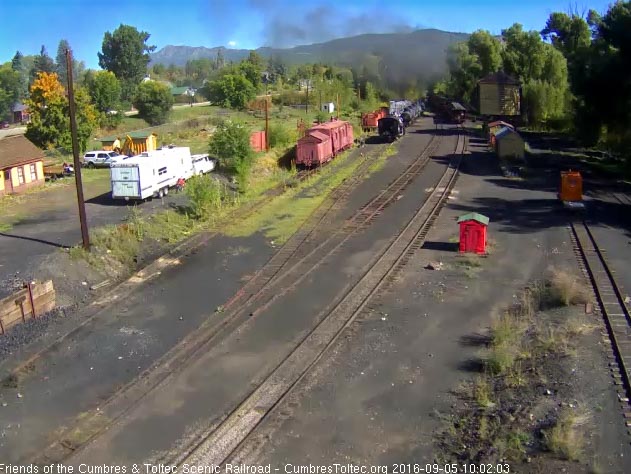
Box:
0, 280, 56, 334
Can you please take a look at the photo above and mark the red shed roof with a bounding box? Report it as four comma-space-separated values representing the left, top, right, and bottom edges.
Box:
457, 212, 489, 225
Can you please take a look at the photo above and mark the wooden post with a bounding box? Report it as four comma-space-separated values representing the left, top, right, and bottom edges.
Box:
66, 49, 90, 250
27, 282, 36, 318
337, 93, 340, 119
265, 97, 269, 152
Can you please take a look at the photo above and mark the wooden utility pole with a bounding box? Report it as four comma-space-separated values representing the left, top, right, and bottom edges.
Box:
265, 97, 269, 151
336, 93, 340, 119
319, 90, 322, 112
305, 80, 309, 115
66, 49, 90, 250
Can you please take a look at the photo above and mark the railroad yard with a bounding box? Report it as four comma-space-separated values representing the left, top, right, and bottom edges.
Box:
1, 115, 631, 473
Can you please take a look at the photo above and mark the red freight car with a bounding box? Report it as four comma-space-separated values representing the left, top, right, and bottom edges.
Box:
296, 131, 332, 167
362, 109, 388, 132
296, 120, 354, 167
311, 120, 354, 152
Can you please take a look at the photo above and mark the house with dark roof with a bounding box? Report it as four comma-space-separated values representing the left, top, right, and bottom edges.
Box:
11, 102, 30, 124
0, 135, 45, 195
478, 71, 521, 117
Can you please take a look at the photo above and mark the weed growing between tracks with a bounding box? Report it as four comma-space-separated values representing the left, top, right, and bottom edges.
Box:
437, 267, 600, 470
224, 142, 399, 244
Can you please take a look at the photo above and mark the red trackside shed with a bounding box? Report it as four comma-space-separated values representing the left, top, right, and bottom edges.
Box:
250, 130, 267, 152
296, 131, 332, 167
457, 212, 489, 254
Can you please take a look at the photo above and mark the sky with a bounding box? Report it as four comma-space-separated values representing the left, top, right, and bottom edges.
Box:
0, 0, 615, 69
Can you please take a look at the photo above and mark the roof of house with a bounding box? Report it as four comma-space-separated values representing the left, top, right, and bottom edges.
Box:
479, 71, 521, 85
12, 102, 28, 112
0, 135, 45, 169
99, 131, 158, 142
171, 86, 191, 95
457, 212, 490, 225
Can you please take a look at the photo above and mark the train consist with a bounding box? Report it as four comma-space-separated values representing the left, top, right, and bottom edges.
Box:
296, 98, 425, 167
427, 94, 466, 124
296, 119, 354, 167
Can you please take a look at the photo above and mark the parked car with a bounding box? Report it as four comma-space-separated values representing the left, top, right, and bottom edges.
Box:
0, 121, 9, 129
82, 150, 127, 168
191, 154, 217, 175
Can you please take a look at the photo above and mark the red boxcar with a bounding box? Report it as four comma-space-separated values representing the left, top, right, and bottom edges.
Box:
362, 109, 388, 132
361, 112, 379, 131
296, 131, 332, 167
295, 120, 354, 167
310, 120, 354, 152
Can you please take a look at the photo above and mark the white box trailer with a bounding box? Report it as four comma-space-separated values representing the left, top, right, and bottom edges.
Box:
110, 146, 194, 200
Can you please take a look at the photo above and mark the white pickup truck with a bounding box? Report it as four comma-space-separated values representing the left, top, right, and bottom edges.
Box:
192, 154, 217, 175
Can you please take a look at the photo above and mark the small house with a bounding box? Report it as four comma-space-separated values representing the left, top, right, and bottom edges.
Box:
478, 71, 521, 117
171, 86, 196, 104
494, 127, 525, 160
11, 102, 30, 124
99, 132, 158, 156
0, 135, 45, 196
322, 102, 335, 113
457, 213, 489, 255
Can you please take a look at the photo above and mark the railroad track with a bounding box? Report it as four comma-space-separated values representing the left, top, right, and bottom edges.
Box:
30, 127, 437, 465
570, 220, 631, 426
171, 127, 466, 466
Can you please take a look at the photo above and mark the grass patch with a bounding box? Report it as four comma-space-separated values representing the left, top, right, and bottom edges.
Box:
225, 147, 382, 244
473, 376, 495, 408
455, 254, 484, 279
544, 410, 588, 461
546, 267, 589, 306
439, 270, 597, 468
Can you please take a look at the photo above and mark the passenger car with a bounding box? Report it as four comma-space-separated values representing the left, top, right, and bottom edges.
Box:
82, 150, 128, 168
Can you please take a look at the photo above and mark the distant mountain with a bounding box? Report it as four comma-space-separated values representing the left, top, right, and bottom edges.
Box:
150, 29, 470, 92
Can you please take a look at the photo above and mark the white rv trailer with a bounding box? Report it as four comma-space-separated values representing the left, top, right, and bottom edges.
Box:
110, 146, 195, 200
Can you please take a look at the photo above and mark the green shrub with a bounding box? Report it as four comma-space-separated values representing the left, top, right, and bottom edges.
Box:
268, 123, 297, 149
185, 174, 226, 219
208, 120, 254, 191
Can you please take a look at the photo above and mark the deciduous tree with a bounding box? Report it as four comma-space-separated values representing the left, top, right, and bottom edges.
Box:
132, 80, 173, 125
98, 25, 156, 100
203, 74, 256, 109
25, 72, 98, 152
0, 64, 22, 119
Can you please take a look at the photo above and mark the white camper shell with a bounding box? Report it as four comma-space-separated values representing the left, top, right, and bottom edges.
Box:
110, 146, 194, 200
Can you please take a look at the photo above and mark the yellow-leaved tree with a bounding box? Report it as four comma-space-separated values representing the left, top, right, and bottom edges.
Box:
25, 72, 98, 153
